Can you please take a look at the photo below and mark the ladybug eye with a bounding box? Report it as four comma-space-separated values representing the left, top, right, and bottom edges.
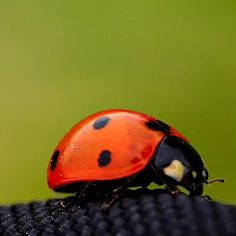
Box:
202, 169, 209, 180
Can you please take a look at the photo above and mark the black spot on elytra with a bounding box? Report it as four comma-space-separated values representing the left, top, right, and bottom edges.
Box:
51, 150, 60, 171
98, 150, 112, 167
93, 116, 111, 129
145, 120, 169, 133
156, 119, 170, 133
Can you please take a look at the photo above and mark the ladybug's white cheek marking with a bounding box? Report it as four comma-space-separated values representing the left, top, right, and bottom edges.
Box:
192, 171, 197, 179
202, 170, 207, 179
163, 160, 185, 182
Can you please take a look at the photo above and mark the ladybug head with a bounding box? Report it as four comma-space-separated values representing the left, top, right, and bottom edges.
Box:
154, 136, 223, 196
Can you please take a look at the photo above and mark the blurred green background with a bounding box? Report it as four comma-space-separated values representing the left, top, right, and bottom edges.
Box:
0, 1, 235, 205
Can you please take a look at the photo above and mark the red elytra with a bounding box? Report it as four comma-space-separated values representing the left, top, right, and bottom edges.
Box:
47, 109, 187, 191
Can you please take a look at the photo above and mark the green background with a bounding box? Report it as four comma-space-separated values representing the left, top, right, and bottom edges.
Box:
0, 1, 235, 205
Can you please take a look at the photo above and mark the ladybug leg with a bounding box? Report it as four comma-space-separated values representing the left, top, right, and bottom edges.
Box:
101, 175, 138, 209
202, 195, 212, 201
149, 163, 180, 195
75, 182, 91, 199
60, 182, 91, 208
164, 185, 180, 195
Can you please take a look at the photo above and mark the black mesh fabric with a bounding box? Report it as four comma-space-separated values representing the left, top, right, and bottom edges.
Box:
0, 189, 236, 236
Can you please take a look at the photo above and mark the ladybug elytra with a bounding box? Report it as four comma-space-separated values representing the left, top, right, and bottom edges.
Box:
47, 110, 223, 207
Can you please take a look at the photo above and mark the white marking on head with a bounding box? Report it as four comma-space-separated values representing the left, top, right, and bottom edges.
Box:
163, 160, 185, 182
192, 171, 197, 179
202, 169, 207, 179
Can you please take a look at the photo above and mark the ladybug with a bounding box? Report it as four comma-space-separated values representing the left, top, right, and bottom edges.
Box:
47, 109, 223, 208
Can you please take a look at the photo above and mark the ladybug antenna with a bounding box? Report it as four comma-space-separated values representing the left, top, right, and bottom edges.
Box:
206, 178, 224, 184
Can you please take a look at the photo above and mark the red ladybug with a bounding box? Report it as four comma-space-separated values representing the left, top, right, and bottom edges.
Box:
47, 109, 223, 207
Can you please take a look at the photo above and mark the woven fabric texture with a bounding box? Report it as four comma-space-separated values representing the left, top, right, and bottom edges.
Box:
0, 190, 236, 236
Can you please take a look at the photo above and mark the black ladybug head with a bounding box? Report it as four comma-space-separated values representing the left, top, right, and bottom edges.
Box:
154, 136, 209, 196
182, 166, 209, 196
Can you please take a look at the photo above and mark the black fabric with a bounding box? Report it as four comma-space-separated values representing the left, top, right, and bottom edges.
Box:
0, 189, 236, 236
